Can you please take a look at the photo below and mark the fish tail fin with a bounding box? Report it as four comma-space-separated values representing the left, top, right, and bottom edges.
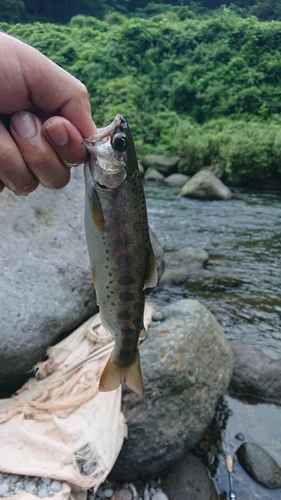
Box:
99, 350, 144, 397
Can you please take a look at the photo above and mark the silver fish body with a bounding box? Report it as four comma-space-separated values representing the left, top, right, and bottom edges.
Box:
84, 115, 157, 396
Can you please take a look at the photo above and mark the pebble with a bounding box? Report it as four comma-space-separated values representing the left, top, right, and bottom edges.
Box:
50, 480, 62, 492
104, 489, 114, 498
83, 459, 96, 475
0, 485, 9, 497
38, 490, 49, 498
115, 489, 133, 500
96, 488, 106, 498
42, 478, 52, 486
152, 311, 163, 322
25, 483, 36, 493
151, 493, 169, 500
235, 433, 245, 441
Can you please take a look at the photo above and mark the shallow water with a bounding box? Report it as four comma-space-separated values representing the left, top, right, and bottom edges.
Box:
145, 183, 281, 359
214, 395, 281, 500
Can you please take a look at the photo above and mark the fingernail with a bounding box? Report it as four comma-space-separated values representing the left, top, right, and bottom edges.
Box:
45, 121, 69, 146
11, 112, 37, 138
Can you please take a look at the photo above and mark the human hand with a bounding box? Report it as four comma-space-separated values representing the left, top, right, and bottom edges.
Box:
0, 32, 97, 195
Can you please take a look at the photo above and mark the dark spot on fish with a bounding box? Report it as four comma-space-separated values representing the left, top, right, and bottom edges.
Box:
108, 272, 113, 277
113, 232, 130, 247
106, 258, 110, 262
122, 337, 134, 347
133, 222, 141, 233
109, 281, 113, 284
106, 286, 109, 289
118, 275, 136, 286
119, 348, 132, 359
121, 326, 134, 336
105, 249, 110, 254
119, 291, 134, 302
117, 310, 131, 320
111, 302, 116, 307
116, 255, 133, 268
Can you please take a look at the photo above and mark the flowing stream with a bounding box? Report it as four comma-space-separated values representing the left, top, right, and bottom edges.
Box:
145, 183, 281, 359
145, 182, 281, 499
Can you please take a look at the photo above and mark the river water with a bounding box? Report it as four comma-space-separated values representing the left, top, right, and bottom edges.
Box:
145, 183, 281, 359
145, 182, 281, 499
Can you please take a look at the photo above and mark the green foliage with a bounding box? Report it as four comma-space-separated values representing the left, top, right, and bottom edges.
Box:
175, 119, 281, 186
0, 0, 25, 23
2, 7, 281, 186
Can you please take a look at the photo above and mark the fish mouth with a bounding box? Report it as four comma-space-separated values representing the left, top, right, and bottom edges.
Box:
83, 114, 124, 149
84, 114, 127, 190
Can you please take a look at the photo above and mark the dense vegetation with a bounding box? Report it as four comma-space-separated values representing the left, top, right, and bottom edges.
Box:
2, 0, 281, 24
1, 5, 281, 186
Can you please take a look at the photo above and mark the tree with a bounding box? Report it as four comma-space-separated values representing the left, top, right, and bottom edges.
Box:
0, 0, 25, 23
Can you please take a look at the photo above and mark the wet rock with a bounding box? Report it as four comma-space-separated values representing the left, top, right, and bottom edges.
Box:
141, 155, 180, 176
161, 452, 219, 499
181, 170, 232, 201
144, 168, 164, 182
0, 168, 164, 397
237, 442, 281, 489
160, 247, 208, 286
115, 489, 132, 500
164, 173, 189, 187
229, 341, 281, 402
110, 299, 234, 480
151, 493, 168, 500
235, 433, 245, 442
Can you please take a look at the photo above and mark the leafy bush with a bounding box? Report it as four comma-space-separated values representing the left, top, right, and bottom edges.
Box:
1, 7, 281, 186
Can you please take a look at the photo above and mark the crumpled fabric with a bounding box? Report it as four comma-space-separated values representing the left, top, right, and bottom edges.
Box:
0, 303, 155, 500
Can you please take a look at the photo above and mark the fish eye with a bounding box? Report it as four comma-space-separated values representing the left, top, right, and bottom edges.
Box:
112, 133, 127, 152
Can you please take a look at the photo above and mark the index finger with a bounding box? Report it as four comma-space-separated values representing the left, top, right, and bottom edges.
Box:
1, 33, 97, 138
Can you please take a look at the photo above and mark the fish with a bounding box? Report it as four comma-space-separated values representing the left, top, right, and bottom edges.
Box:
84, 114, 158, 396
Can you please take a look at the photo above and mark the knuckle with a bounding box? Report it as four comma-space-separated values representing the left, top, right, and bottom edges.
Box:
0, 145, 17, 166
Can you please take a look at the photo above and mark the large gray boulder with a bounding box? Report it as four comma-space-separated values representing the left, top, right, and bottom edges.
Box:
0, 168, 164, 396
181, 170, 232, 200
110, 299, 234, 480
0, 168, 96, 396
160, 247, 209, 286
141, 155, 180, 176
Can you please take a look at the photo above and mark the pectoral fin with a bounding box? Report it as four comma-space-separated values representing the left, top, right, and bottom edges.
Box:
144, 250, 158, 289
139, 326, 146, 340
89, 189, 105, 234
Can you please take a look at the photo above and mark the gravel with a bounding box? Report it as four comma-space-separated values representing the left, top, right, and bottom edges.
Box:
0, 472, 170, 499
0, 473, 62, 497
